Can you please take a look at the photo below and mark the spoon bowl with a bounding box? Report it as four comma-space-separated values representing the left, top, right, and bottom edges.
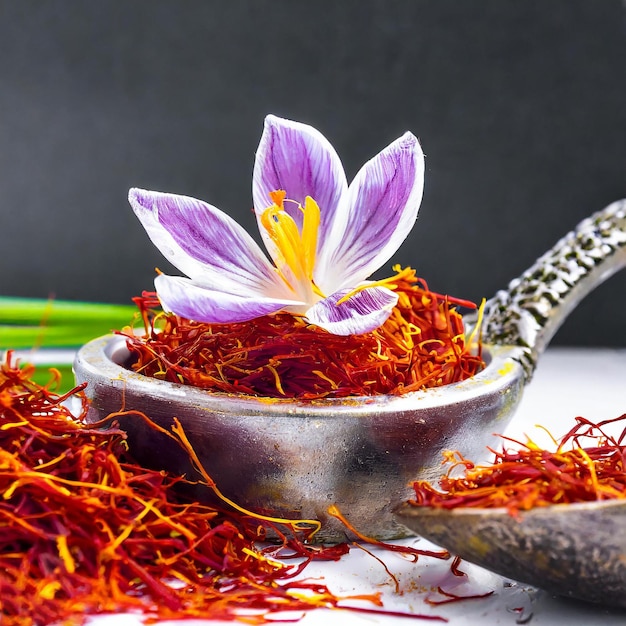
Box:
395, 499, 626, 608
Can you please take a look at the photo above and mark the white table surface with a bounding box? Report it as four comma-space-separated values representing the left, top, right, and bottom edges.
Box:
85, 347, 626, 626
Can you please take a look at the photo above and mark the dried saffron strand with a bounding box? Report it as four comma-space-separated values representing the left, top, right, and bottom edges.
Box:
121, 267, 484, 399
326, 506, 491, 609
102, 407, 323, 538
0, 355, 397, 625
411, 414, 626, 515
425, 587, 494, 606
171, 416, 323, 536
450, 555, 467, 578
326, 504, 450, 561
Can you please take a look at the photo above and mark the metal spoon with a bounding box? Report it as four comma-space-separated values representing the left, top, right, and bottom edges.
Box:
394, 499, 626, 608
74, 199, 626, 543
393, 199, 626, 605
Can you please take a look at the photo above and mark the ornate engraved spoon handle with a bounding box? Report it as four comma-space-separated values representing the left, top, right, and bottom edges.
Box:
481, 199, 626, 380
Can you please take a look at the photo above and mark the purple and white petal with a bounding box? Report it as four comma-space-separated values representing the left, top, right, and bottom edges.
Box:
130, 189, 292, 299
252, 115, 348, 266
304, 286, 398, 336
315, 132, 424, 294
155, 274, 303, 324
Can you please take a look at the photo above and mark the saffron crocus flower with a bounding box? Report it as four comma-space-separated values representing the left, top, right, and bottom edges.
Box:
129, 115, 424, 335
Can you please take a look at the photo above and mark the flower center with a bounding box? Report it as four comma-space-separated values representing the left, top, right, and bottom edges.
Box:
260, 190, 324, 301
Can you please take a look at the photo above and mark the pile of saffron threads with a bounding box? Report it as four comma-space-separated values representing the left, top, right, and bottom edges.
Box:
0, 353, 455, 625
122, 267, 484, 399
411, 415, 626, 516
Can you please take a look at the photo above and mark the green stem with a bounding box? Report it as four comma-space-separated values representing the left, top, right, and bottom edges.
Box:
0, 325, 125, 348
0, 297, 136, 326
0, 297, 138, 348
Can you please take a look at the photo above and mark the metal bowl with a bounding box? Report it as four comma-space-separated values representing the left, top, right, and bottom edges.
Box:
74, 199, 626, 542
74, 336, 523, 543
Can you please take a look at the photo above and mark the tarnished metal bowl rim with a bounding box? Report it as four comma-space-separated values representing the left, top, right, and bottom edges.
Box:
74, 334, 523, 418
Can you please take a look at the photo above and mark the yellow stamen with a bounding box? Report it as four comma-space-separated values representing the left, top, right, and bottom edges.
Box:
301, 196, 320, 278
260, 192, 323, 297
337, 266, 416, 305
465, 298, 486, 351
261, 207, 300, 277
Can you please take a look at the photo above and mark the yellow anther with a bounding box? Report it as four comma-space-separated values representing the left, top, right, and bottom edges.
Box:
301, 196, 320, 279
465, 298, 486, 351
261, 206, 304, 281
336, 266, 416, 305
260, 192, 324, 299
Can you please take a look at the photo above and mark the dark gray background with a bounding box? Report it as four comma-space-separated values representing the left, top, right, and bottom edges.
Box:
1, 1, 625, 345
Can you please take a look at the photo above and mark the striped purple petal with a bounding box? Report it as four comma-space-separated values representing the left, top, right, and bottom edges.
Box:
315, 132, 424, 294
252, 115, 348, 267
155, 274, 302, 324
129, 188, 291, 299
304, 286, 398, 335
